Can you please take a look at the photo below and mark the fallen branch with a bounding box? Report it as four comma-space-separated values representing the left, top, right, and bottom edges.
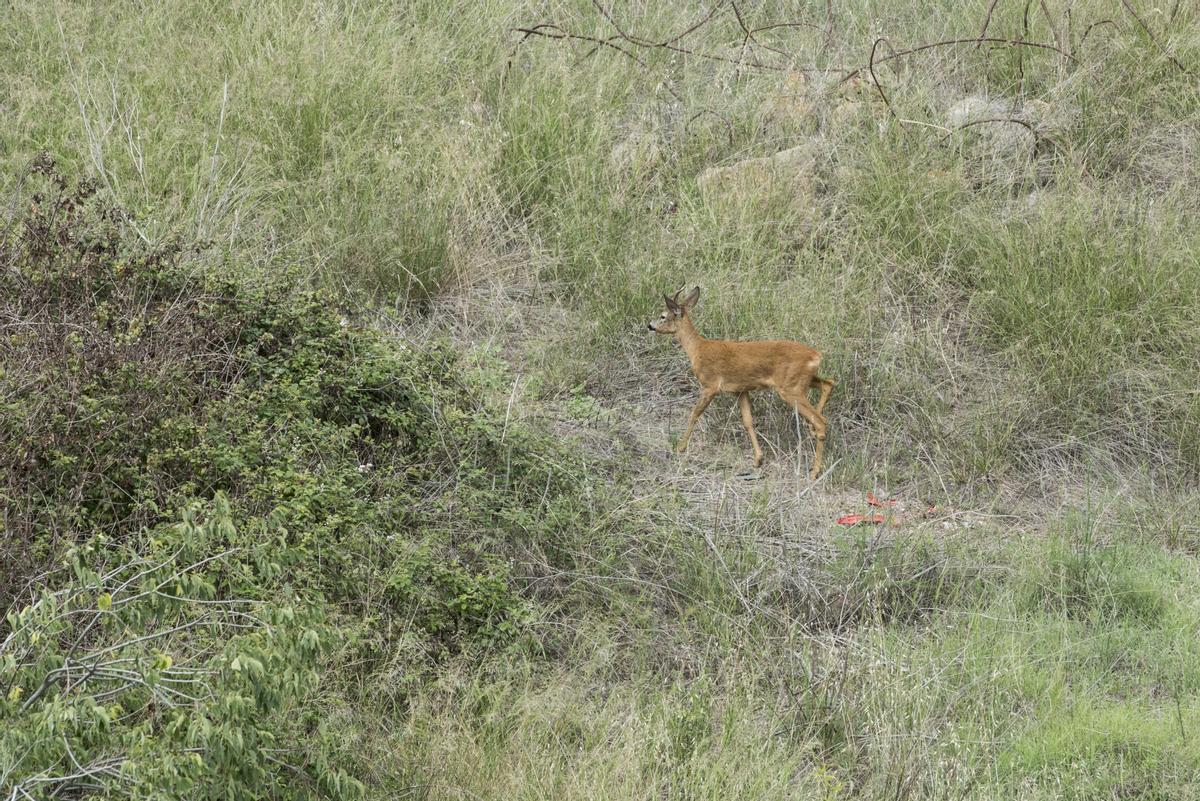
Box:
939, 115, 1040, 146
598, 0, 729, 49
841, 36, 1077, 85
591, 0, 785, 71
732, 1, 788, 68
747, 19, 832, 41
718, 10, 846, 73
509, 2, 851, 110
1038, 0, 1066, 57
868, 37, 896, 118
508, 23, 685, 102
1079, 19, 1118, 49
514, 24, 649, 70
976, 0, 1004, 46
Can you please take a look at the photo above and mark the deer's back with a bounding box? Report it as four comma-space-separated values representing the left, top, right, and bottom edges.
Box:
694, 338, 821, 393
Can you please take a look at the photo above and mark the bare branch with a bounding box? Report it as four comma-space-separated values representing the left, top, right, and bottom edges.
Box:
977, 0, 1004, 46
841, 36, 1077, 86
869, 38, 897, 118
1079, 19, 1118, 48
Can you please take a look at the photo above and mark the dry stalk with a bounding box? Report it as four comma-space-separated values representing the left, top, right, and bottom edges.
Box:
1119, 0, 1188, 73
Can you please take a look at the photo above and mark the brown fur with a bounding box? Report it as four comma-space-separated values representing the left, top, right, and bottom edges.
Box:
649, 287, 835, 478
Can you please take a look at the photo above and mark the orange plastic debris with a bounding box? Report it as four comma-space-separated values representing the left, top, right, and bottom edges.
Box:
866, 492, 895, 508
836, 513, 887, 526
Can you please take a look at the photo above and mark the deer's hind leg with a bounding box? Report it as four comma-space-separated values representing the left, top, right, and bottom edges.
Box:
812, 376, 836, 416
737, 392, 763, 467
778, 390, 828, 480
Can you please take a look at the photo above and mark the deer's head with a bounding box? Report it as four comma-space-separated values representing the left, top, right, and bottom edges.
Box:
648, 287, 700, 334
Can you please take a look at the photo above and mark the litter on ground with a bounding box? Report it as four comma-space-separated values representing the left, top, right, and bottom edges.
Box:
837, 493, 936, 526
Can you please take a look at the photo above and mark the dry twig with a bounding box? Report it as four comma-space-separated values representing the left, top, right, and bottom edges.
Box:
841, 36, 1076, 86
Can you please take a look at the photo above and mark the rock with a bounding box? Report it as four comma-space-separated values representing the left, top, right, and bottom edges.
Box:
947, 95, 1076, 139
946, 95, 1038, 186
608, 127, 661, 180
758, 71, 815, 133
946, 95, 1008, 129
947, 96, 1035, 149
697, 143, 818, 212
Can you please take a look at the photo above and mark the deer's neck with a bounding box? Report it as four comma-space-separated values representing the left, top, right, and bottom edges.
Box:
675, 315, 706, 368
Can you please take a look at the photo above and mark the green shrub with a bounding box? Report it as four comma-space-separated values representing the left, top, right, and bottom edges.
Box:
0, 500, 361, 800
1, 159, 614, 796
1, 159, 593, 651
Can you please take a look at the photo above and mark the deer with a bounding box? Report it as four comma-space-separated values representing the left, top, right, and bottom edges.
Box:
648, 287, 835, 479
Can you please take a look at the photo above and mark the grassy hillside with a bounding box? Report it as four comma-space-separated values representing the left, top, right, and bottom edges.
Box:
3, 1, 1200, 798
5, 0, 1200, 483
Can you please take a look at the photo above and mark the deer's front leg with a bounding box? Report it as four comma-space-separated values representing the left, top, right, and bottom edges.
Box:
737, 391, 763, 467
677, 390, 717, 454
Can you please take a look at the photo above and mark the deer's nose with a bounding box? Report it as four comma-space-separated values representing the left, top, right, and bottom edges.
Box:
648, 323, 656, 331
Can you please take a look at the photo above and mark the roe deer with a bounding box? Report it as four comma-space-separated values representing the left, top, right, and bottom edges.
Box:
648, 287, 835, 479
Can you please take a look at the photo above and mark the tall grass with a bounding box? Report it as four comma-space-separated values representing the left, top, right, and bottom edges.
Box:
307, 508, 1200, 799
8, 1, 1197, 479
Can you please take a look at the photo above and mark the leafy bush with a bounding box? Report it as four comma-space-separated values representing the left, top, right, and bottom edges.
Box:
2, 158, 592, 643
1, 158, 607, 797
0, 500, 360, 800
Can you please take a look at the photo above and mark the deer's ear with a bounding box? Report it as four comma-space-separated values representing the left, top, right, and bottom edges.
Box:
663, 294, 679, 313
682, 286, 700, 310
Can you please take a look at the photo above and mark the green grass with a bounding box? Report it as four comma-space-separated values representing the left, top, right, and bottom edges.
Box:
4, 0, 1200, 798
302, 513, 1200, 799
